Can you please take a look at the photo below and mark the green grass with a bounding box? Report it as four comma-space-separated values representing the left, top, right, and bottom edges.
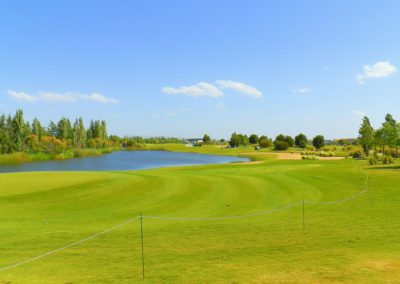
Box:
0, 148, 399, 283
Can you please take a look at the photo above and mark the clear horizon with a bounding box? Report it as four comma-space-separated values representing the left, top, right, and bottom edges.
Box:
1, 1, 399, 140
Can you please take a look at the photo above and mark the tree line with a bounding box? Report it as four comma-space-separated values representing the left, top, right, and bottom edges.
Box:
201, 133, 325, 150
0, 109, 111, 154
0, 109, 185, 155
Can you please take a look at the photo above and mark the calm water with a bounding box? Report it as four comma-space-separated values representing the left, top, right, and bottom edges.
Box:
0, 151, 249, 173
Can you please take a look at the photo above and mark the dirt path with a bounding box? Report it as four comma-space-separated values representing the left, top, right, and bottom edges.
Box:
245, 152, 345, 161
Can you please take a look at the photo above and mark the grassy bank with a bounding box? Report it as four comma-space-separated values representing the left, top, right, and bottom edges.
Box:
0, 147, 119, 165
0, 147, 399, 282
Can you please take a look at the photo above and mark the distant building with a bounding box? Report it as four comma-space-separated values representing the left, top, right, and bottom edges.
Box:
185, 138, 203, 146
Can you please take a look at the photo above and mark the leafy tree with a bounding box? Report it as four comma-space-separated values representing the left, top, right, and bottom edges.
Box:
11, 109, 25, 151
229, 132, 248, 147
381, 113, 398, 156
203, 134, 211, 144
312, 135, 325, 149
249, 134, 259, 144
229, 132, 240, 148
259, 137, 273, 148
274, 140, 289, 151
285, 135, 294, 147
275, 134, 286, 142
358, 116, 374, 156
57, 117, 72, 140
274, 134, 294, 148
72, 118, 87, 148
32, 118, 44, 141
47, 121, 58, 137
238, 134, 249, 146
295, 133, 308, 148
101, 120, 107, 139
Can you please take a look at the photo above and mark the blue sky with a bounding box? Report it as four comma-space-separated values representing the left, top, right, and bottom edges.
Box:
1, 1, 399, 139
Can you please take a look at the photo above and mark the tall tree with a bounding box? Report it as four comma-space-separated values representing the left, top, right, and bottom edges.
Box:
11, 109, 25, 151
57, 117, 72, 140
249, 134, 259, 144
31, 117, 43, 141
381, 113, 398, 156
202, 134, 211, 144
101, 120, 107, 139
358, 116, 374, 156
312, 135, 325, 150
295, 133, 308, 149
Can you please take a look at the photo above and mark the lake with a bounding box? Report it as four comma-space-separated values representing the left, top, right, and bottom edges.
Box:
0, 151, 249, 173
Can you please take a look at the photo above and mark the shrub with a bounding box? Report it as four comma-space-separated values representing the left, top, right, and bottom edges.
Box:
302, 155, 318, 160
259, 138, 273, 148
383, 155, 394, 164
351, 150, 363, 159
368, 156, 377, 165
274, 140, 289, 151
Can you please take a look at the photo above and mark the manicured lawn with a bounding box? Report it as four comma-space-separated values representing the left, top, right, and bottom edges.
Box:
0, 149, 399, 283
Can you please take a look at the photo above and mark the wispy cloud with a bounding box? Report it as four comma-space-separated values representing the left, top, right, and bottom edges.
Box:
292, 87, 311, 94
352, 110, 366, 117
162, 82, 223, 97
357, 61, 396, 84
215, 80, 262, 98
7, 90, 119, 104
162, 80, 262, 98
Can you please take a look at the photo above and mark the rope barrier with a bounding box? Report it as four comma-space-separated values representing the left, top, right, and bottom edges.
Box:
0, 176, 369, 272
304, 188, 368, 204
0, 216, 139, 272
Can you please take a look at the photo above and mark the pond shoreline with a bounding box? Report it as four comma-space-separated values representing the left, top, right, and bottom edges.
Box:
0, 150, 250, 173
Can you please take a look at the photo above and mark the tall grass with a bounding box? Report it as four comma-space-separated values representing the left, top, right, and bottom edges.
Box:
0, 147, 120, 165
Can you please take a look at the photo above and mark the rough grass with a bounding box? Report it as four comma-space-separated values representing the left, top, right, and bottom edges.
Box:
0, 148, 119, 165
0, 148, 399, 283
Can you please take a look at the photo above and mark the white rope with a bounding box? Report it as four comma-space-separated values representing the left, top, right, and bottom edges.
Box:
305, 188, 368, 204
305, 176, 369, 205
0, 216, 139, 272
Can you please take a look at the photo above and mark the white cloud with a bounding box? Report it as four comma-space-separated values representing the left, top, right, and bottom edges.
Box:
82, 93, 119, 104
7, 90, 119, 104
357, 61, 396, 84
352, 110, 366, 117
7, 90, 37, 103
292, 87, 311, 94
215, 80, 262, 98
162, 82, 223, 97
165, 110, 176, 117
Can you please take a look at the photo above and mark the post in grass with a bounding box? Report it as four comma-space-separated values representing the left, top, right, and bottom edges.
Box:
302, 200, 305, 234
140, 212, 145, 279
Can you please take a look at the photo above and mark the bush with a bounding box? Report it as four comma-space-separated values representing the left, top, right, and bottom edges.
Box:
302, 155, 318, 160
274, 140, 289, 151
368, 156, 377, 165
319, 151, 334, 157
351, 150, 363, 159
259, 138, 273, 148
383, 155, 394, 164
